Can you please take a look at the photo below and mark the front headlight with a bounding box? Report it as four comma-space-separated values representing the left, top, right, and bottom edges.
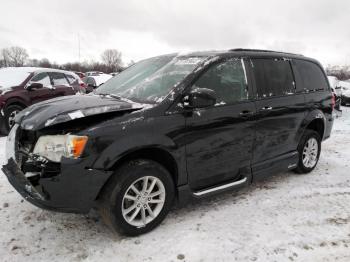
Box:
33, 134, 88, 162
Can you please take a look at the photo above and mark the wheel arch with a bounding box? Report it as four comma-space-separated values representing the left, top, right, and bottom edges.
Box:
95, 146, 179, 200
305, 118, 325, 139
299, 110, 326, 141
4, 98, 27, 111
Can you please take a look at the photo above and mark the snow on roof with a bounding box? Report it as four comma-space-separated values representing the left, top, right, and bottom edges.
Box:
339, 80, 350, 88
0, 67, 77, 88
0, 67, 74, 74
0, 67, 39, 73
0, 67, 34, 88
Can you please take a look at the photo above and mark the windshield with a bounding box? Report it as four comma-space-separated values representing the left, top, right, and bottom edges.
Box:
0, 68, 31, 88
95, 55, 205, 103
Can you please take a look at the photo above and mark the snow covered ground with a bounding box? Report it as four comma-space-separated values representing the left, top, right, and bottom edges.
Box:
0, 108, 350, 262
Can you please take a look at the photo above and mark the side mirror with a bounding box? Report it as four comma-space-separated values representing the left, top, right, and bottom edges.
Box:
184, 88, 216, 108
27, 82, 44, 91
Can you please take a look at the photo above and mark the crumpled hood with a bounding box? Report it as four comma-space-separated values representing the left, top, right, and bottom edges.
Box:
16, 94, 144, 131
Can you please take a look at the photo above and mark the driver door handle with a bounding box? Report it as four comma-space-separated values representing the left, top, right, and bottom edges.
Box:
260, 106, 273, 111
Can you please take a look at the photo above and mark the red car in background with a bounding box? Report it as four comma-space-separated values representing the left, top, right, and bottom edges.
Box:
74, 71, 86, 79
0, 67, 86, 134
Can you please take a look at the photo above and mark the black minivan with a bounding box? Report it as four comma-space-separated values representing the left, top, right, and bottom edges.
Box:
2, 49, 334, 236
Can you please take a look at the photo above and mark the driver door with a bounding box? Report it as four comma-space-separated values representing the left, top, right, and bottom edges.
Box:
185, 58, 256, 191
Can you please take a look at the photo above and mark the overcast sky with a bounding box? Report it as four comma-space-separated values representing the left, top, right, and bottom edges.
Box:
0, 0, 349, 66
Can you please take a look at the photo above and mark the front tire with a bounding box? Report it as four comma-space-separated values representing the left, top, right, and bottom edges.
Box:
98, 159, 175, 236
294, 130, 321, 174
1, 105, 23, 135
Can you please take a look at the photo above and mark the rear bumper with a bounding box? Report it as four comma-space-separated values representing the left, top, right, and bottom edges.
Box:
2, 156, 113, 213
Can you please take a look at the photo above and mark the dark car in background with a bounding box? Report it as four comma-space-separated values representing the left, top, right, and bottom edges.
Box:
0, 67, 85, 134
340, 81, 350, 106
2, 49, 334, 236
74, 71, 86, 79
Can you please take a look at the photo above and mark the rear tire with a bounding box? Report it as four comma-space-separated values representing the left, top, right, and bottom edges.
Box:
98, 159, 175, 236
294, 130, 321, 174
1, 105, 24, 135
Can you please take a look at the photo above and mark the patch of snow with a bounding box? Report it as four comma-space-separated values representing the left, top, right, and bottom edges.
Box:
119, 116, 145, 126
194, 56, 220, 73
215, 101, 226, 106
194, 110, 202, 116
68, 110, 85, 120
0, 68, 32, 88
44, 117, 56, 127
174, 57, 204, 65
168, 91, 176, 101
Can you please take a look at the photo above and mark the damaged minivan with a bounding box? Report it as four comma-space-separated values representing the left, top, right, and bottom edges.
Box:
2, 49, 334, 236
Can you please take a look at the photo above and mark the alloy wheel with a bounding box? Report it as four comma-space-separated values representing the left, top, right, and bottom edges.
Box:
122, 176, 166, 227
302, 137, 319, 168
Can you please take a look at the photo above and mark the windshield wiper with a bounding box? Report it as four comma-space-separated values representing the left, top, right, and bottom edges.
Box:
97, 93, 122, 100
96, 92, 140, 103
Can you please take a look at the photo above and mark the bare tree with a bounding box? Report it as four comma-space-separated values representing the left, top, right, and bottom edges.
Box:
38, 58, 52, 68
101, 49, 122, 73
326, 65, 350, 81
1, 46, 29, 67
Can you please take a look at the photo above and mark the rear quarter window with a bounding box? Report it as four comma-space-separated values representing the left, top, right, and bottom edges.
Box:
49, 72, 70, 86
293, 60, 329, 92
65, 74, 78, 84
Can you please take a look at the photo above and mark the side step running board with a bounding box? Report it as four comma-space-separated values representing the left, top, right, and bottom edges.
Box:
193, 177, 248, 197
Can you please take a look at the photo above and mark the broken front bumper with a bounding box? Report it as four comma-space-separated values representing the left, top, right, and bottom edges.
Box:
2, 157, 113, 213
1, 125, 113, 213
2, 158, 52, 210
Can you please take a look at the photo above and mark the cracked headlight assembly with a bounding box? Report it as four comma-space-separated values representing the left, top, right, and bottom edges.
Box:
33, 135, 88, 162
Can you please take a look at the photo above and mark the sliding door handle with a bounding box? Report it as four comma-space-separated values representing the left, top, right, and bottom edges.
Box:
239, 110, 254, 117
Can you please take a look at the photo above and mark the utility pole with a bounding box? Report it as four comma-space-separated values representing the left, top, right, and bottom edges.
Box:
78, 33, 81, 70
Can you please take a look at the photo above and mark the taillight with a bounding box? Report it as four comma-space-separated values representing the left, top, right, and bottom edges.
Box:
331, 92, 335, 110
80, 82, 87, 88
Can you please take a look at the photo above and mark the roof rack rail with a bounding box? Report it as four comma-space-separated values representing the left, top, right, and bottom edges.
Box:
229, 48, 303, 56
